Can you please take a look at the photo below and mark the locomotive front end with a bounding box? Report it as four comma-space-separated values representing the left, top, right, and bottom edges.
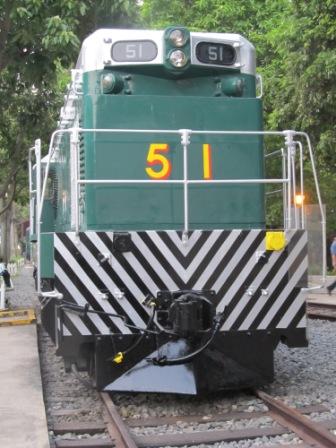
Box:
30, 27, 317, 394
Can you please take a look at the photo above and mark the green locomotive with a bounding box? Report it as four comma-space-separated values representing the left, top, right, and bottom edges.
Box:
29, 27, 322, 394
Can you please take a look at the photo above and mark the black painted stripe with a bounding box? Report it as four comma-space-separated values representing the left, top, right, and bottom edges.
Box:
157, 231, 211, 268
268, 287, 301, 329
57, 233, 138, 329
55, 244, 122, 333
138, 232, 185, 289
186, 230, 231, 289
96, 232, 152, 299
229, 251, 286, 330
262, 242, 307, 329
55, 276, 100, 335
270, 270, 307, 329
128, 239, 169, 291
83, 232, 150, 324
203, 231, 249, 292
233, 231, 303, 330
249, 237, 306, 329
61, 312, 82, 337
289, 302, 306, 329
228, 250, 274, 330
214, 230, 265, 307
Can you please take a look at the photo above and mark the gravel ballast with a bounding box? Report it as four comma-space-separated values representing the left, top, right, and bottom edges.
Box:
6, 265, 336, 447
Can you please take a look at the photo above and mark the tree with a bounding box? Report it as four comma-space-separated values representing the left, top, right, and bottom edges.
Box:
0, 0, 140, 259
0, 0, 140, 216
262, 1, 336, 233
141, 0, 336, 232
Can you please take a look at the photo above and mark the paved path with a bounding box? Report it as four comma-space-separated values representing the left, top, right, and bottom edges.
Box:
0, 265, 49, 447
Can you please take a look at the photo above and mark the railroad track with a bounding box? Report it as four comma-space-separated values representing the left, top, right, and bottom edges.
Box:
307, 301, 336, 320
52, 389, 336, 448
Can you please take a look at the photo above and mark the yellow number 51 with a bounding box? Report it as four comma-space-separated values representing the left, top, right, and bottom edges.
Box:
145, 143, 172, 180
145, 143, 213, 180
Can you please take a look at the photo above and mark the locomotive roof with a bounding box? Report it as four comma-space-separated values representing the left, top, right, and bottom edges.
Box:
76, 28, 256, 75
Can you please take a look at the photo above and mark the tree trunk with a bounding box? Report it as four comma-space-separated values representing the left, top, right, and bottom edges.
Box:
0, 202, 13, 263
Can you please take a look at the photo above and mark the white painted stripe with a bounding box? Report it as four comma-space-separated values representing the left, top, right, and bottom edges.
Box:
63, 324, 71, 336
123, 251, 159, 296
297, 315, 306, 328
238, 250, 285, 330
55, 234, 130, 333
55, 261, 113, 334
65, 312, 91, 336
238, 232, 307, 330
193, 230, 241, 290
276, 289, 306, 328
219, 236, 266, 329
214, 231, 262, 314
147, 230, 222, 283
131, 232, 179, 290
258, 260, 308, 329
166, 230, 202, 256
85, 232, 149, 328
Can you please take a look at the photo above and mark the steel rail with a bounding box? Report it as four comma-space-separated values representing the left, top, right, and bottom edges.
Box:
100, 392, 137, 448
308, 301, 336, 310
256, 390, 336, 448
307, 304, 336, 321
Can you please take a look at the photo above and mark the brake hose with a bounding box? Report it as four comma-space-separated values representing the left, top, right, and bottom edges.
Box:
147, 313, 225, 366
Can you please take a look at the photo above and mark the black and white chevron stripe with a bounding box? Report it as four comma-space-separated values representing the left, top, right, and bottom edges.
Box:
54, 229, 308, 336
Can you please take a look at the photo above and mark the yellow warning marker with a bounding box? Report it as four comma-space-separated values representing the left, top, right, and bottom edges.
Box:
266, 231, 286, 251
0, 309, 36, 327
113, 352, 124, 364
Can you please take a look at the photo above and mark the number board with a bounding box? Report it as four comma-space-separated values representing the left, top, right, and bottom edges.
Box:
111, 40, 158, 62
196, 42, 236, 66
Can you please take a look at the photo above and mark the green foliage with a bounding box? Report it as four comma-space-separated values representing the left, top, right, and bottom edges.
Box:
0, 0, 140, 216
141, 0, 336, 234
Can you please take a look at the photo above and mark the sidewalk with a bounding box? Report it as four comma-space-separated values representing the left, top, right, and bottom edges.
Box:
0, 265, 50, 448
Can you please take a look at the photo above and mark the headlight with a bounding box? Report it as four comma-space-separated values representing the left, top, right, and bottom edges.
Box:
169, 50, 188, 68
101, 72, 124, 93
101, 73, 114, 92
169, 29, 187, 47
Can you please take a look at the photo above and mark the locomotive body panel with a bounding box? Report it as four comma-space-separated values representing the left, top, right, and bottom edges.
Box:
53, 228, 307, 392
81, 92, 264, 230
30, 26, 317, 394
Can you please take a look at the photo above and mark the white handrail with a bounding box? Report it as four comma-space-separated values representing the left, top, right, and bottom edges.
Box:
33, 127, 326, 291
296, 132, 327, 282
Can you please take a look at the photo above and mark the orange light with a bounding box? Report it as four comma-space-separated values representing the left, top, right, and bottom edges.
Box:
295, 194, 305, 206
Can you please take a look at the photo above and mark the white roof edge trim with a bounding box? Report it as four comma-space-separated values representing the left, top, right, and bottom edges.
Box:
76, 28, 256, 76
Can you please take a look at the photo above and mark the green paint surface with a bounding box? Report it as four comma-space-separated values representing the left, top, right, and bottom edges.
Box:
40, 233, 54, 278
51, 67, 264, 233
81, 83, 264, 230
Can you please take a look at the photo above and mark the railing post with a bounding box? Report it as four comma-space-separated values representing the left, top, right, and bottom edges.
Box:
28, 147, 35, 237
284, 131, 295, 229
35, 138, 42, 295
0, 277, 5, 310
71, 129, 80, 235
295, 141, 305, 229
302, 133, 327, 282
180, 129, 191, 243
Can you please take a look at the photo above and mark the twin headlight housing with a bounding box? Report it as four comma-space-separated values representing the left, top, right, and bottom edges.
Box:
169, 29, 188, 48
165, 27, 190, 70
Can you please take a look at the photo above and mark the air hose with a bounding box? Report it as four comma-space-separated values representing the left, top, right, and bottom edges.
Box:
147, 313, 225, 366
